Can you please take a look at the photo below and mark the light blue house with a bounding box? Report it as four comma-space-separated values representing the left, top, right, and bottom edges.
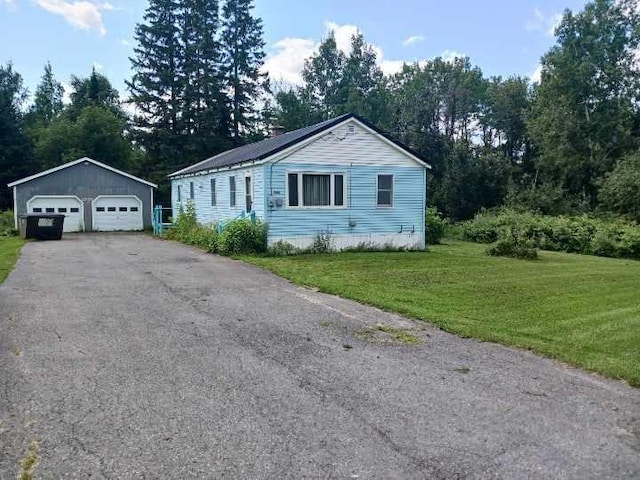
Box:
169, 113, 431, 250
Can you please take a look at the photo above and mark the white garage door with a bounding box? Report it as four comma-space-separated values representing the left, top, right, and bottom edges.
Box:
92, 196, 143, 231
27, 196, 84, 232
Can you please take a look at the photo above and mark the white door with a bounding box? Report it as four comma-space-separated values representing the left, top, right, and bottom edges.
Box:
27, 196, 84, 232
92, 196, 143, 231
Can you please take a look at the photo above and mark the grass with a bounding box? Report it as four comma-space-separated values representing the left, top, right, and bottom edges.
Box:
244, 241, 640, 386
357, 324, 422, 345
0, 236, 24, 284
17, 440, 39, 480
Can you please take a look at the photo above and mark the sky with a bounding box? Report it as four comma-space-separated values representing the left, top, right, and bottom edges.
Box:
0, 0, 590, 102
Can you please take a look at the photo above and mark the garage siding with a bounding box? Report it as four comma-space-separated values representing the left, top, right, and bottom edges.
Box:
15, 162, 154, 231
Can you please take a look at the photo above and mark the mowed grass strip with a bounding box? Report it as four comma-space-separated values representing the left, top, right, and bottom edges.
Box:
0, 236, 25, 284
244, 241, 640, 386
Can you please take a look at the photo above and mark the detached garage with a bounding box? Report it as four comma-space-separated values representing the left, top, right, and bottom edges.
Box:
8, 157, 157, 232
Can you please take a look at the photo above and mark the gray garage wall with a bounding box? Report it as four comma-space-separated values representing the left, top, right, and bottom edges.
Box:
15, 161, 154, 231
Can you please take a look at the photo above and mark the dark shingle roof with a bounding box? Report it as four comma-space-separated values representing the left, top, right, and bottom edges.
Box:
169, 113, 428, 177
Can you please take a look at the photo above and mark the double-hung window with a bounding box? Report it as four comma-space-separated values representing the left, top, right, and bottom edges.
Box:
229, 176, 237, 207
210, 178, 217, 206
177, 185, 182, 202
377, 174, 393, 207
189, 181, 195, 200
287, 172, 345, 207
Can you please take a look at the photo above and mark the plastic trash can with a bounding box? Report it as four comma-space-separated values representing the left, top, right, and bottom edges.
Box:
18, 214, 66, 240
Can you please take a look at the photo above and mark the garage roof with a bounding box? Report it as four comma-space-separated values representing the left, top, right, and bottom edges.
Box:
7, 157, 158, 188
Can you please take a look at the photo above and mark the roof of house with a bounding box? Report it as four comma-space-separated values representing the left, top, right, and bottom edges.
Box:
169, 113, 430, 177
7, 157, 158, 188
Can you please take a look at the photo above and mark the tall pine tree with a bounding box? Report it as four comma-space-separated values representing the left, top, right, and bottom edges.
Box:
221, 0, 267, 142
30, 62, 64, 126
180, 0, 232, 158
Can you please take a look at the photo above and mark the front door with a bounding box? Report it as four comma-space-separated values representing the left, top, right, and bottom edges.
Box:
245, 176, 252, 212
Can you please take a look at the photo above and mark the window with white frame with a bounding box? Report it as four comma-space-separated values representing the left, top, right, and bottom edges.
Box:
177, 184, 182, 202
377, 174, 393, 207
211, 178, 216, 206
190, 181, 195, 200
287, 172, 345, 207
229, 176, 236, 207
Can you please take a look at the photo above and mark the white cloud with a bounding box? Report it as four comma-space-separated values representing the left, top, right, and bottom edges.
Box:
120, 38, 130, 46
92, 61, 103, 71
530, 64, 542, 83
440, 49, 466, 62
263, 21, 463, 85
403, 35, 425, 47
35, 0, 114, 36
526, 8, 562, 36
262, 37, 316, 86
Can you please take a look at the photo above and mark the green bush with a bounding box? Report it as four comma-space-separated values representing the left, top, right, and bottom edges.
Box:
268, 240, 299, 256
426, 207, 446, 245
0, 211, 17, 237
487, 226, 538, 260
307, 232, 333, 254
459, 209, 640, 260
218, 219, 268, 255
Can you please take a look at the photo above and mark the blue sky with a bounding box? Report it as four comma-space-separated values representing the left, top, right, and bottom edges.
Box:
1, 0, 589, 101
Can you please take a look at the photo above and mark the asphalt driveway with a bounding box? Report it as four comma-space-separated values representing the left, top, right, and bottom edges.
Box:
0, 234, 638, 479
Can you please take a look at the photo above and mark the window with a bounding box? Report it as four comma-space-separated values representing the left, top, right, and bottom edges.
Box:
377, 174, 393, 207
131, 207, 139, 212
96, 207, 105, 212
287, 172, 346, 207
33, 208, 42, 213
70, 208, 79, 213
58, 208, 67, 213
210, 178, 216, 206
190, 181, 194, 200
177, 185, 182, 202
46, 208, 55, 213
245, 176, 252, 212
119, 207, 128, 212
108, 207, 116, 212
229, 176, 236, 207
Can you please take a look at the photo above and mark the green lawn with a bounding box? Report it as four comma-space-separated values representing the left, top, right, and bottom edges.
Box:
244, 241, 640, 386
0, 236, 25, 284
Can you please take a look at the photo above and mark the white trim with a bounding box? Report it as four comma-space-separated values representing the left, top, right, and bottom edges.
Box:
8, 157, 158, 188
244, 173, 253, 212
12, 186, 17, 229
91, 195, 143, 232
376, 173, 395, 208
26, 195, 85, 232
169, 117, 431, 180
285, 170, 348, 209
150, 187, 155, 227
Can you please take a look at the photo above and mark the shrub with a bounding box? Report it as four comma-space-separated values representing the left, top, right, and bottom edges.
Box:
426, 207, 446, 245
268, 240, 299, 256
459, 209, 640, 260
218, 219, 268, 255
307, 232, 333, 254
487, 226, 538, 260
0, 210, 17, 237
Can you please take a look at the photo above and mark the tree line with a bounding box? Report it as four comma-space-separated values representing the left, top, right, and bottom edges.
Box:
1, 0, 639, 221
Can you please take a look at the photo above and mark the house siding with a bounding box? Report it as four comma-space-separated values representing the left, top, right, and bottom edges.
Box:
265, 163, 425, 249
171, 164, 264, 224
14, 162, 154, 230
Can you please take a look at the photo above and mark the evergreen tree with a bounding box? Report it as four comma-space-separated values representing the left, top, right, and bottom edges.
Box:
127, 0, 183, 157
180, 0, 232, 158
221, 0, 267, 141
0, 63, 35, 209
69, 68, 122, 118
30, 62, 64, 125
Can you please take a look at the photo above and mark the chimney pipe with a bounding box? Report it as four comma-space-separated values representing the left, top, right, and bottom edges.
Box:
269, 125, 285, 138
